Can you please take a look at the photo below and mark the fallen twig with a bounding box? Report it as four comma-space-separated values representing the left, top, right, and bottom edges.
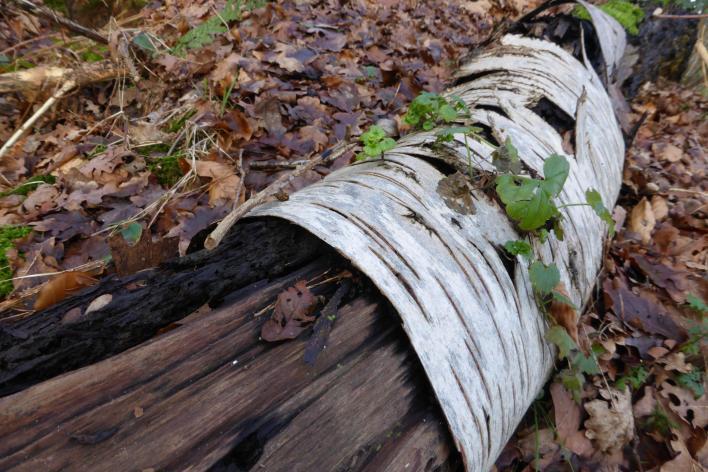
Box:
204, 141, 356, 250
0, 61, 126, 160
0, 80, 75, 160
12, 0, 108, 44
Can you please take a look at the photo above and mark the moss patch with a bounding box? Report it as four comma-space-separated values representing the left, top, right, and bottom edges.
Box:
574, 0, 645, 35
0, 226, 32, 298
0, 175, 56, 198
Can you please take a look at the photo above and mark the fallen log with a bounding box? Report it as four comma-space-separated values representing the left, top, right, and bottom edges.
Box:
0, 2, 628, 470
0, 256, 458, 471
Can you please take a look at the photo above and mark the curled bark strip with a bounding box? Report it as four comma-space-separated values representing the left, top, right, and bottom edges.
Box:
249, 3, 626, 470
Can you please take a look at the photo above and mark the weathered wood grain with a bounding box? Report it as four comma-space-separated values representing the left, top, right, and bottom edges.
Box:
0, 218, 323, 397
0, 260, 457, 471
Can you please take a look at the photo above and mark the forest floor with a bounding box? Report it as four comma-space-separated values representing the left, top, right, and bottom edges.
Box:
0, 1, 705, 471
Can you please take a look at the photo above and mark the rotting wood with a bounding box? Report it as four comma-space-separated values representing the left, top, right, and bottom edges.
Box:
0, 259, 457, 471
0, 219, 323, 397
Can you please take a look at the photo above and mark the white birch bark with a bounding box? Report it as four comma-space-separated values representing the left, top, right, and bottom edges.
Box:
250, 4, 626, 470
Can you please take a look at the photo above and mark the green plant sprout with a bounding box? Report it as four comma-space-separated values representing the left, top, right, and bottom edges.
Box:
173, 0, 266, 55
356, 125, 397, 161
403, 92, 468, 131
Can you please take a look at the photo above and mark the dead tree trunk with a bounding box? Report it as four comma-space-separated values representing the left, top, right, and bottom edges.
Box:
0, 3, 628, 470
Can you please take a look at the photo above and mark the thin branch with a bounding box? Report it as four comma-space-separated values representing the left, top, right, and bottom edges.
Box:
12, 0, 108, 44
0, 80, 75, 160
653, 12, 708, 19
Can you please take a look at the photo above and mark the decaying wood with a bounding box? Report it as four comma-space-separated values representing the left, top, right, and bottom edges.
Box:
0, 219, 322, 397
0, 258, 457, 471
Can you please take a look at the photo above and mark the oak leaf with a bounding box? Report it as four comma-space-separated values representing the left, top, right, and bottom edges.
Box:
34, 271, 97, 311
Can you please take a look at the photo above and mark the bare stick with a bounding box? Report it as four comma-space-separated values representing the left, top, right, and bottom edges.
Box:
12, 0, 108, 44
652, 12, 708, 19
0, 80, 75, 160
205, 142, 356, 250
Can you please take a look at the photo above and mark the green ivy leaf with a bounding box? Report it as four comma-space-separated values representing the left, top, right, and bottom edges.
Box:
572, 352, 600, 375
546, 325, 577, 359
120, 222, 143, 246
559, 369, 585, 403
540, 154, 569, 197
586, 189, 616, 237
529, 261, 560, 295
504, 240, 533, 260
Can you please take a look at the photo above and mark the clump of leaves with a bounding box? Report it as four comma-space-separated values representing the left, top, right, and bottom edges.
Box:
356, 125, 397, 161
0, 226, 32, 297
495, 153, 568, 233
494, 140, 614, 237
0, 175, 56, 197
616, 365, 649, 391
574, 0, 645, 35
403, 92, 468, 131
504, 239, 533, 261
173, 0, 265, 55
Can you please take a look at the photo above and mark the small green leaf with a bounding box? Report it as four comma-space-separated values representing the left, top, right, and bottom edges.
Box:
559, 369, 584, 403
133, 32, 157, 54
438, 103, 457, 122
540, 154, 569, 197
616, 365, 649, 391
686, 294, 708, 314
676, 370, 704, 399
504, 240, 533, 260
529, 261, 560, 295
546, 325, 577, 359
572, 352, 600, 375
120, 222, 143, 246
586, 189, 616, 237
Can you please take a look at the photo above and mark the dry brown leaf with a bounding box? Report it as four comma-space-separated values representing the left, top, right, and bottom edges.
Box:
653, 143, 683, 163
659, 381, 707, 429
629, 197, 656, 243
34, 271, 97, 311
660, 352, 693, 373
660, 428, 703, 472
261, 280, 319, 342
633, 386, 658, 418
549, 282, 579, 344
193, 161, 240, 207
651, 195, 669, 221
550, 383, 594, 457
584, 387, 634, 453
